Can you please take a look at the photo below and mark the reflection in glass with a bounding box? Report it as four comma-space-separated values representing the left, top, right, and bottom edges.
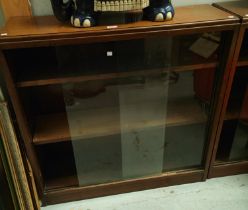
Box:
62, 70, 210, 186
53, 34, 218, 186
119, 78, 168, 178
63, 75, 169, 185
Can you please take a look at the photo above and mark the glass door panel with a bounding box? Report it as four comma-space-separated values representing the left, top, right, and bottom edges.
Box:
63, 75, 169, 185
216, 69, 248, 162
56, 33, 220, 186
119, 80, 168, 178
13, 30, 230, 189
216, 31, 248, 162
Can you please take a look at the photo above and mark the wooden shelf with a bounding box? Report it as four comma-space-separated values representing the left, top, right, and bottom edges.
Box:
45, 175, 78, 191
16, 63, 217, 88
10, 28, 218, 88
225, 101, 240, 121
33, 98, 207, 145
226, 110, 240, 121
237, 60, 248, 67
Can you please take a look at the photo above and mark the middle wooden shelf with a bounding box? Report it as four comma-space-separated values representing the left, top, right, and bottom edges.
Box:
16, 63, 218, 88
33, 97, 207, 145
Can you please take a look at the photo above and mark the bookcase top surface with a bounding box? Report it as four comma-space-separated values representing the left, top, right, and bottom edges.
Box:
213, 1, 248, 22
0, 4, 239, 49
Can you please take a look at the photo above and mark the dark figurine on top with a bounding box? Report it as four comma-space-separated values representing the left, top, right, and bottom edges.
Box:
50, 0, 175, 27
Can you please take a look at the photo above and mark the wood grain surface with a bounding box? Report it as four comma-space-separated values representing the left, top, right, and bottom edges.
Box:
33, 98, 207, 145
0, 0, 31, 21
0, 5, 239, 49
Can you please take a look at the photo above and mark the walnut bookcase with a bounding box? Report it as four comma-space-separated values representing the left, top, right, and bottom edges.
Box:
0, 4, 240, 205
209, 0, 248, 178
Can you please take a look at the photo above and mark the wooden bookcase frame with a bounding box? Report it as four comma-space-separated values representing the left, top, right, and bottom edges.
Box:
208, 1, 248, 178
0, 4, 241, 205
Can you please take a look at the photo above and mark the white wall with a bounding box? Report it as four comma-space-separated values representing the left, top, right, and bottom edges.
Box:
31, 0, 53, 16
30, 0, 239, 16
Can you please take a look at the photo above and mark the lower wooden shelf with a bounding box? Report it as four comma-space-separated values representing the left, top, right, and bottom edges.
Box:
238, 54, 248, 67
33, 98, 207, 145
225, 103, 240, 121
45, 175, 78, 191
237, 60, 248, 67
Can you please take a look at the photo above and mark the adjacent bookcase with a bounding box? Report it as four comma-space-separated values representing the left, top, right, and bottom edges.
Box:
209, 0, 248, 178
